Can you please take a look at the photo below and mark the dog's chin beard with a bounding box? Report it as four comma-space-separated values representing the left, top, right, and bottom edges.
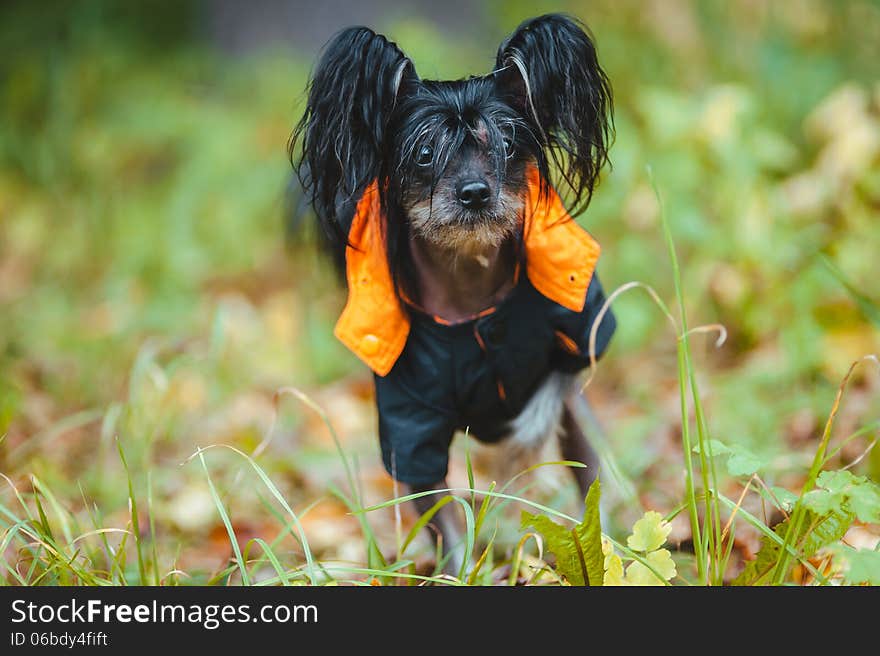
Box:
405, 189, 525, 255
415, 219, 515, 254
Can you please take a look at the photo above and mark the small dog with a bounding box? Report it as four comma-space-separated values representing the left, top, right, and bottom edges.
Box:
290, 13, 616, 574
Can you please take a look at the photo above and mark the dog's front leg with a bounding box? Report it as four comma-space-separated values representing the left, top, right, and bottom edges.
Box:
406, 480, 468, 577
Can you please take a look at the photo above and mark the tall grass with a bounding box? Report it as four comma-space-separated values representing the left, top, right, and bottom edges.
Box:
654, 172, 723, 585
632, 173, 879, 586
1, 180, 877, 585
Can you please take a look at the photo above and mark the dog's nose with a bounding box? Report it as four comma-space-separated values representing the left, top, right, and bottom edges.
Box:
457, 181, 491, 210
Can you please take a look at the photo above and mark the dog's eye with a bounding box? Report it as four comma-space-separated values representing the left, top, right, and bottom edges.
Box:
416, 145, 434, 167
502, 136, 514, 158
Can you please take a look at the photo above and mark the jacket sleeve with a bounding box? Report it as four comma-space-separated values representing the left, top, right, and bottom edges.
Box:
551, 272, 617, 372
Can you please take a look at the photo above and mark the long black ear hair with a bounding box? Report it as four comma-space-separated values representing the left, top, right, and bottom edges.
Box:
495, 14, 613, 216
289, 27, 416, 260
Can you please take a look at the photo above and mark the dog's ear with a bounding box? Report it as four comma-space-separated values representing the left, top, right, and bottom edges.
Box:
495, 14, 613, 213
290, 27, 417, 249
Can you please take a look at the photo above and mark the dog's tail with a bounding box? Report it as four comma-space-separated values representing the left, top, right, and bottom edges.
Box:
507, 372, 577, 454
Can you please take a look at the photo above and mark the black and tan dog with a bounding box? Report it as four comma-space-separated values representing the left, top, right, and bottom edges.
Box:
290, 13, 616, 574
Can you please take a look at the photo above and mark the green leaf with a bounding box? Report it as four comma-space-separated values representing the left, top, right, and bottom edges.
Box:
645, 549, 677, 581
848, 483, 880, 524
833, 545, 880, 585
627, 511, 671, 552
624, 561, 664, 586
804, 470, 880, 523
519, 479, 604, 586
731, 507, 853, 586
624, 549, 676, 586
802, 490, 837, 516
693, 439, 764, 476
604, 553, 625, 586
727, 451, 764, 477
815, 470, 855, 491
520, 511, 585, 585
769, 486, 799, 512
692, 439, 731, 456
603, 540, 626, 586
580, 479, 605, 587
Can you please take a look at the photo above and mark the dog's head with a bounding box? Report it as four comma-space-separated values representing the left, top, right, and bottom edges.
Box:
290, 13, 613, 263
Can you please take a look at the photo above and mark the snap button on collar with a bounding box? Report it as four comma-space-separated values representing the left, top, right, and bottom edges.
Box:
361, 334, 380, 356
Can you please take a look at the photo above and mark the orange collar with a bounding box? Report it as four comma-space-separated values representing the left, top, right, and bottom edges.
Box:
333, 167, 602, 376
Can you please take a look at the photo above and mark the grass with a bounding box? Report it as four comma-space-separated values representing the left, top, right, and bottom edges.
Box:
1, 237, 876, 585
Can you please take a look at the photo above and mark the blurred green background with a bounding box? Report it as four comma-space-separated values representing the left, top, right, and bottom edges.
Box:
1, 0, 878, 579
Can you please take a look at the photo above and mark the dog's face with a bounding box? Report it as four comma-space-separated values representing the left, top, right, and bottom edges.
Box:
388, 78, 532, 252
292, 14, 613, 267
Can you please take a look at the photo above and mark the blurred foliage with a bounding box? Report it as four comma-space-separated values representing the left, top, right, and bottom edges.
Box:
0, 0, 878, 579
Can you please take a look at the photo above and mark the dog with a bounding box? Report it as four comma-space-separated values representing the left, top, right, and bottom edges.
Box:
289, 13, 616, 575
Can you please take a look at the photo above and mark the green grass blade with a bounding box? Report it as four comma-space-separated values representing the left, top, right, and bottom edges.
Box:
249, 538, 291, 586
820, 255, 880, 328
116, 438, 147, 585
822, 420, 880, 467
772, 356, 878, 584
497, 460, 586, 495
31, 487, 54, 543
0, 519, 33, 584
327, 482, 387, 570
467, 528, 496, 585
259, 493, 322, 553
401, 495, 454, 554
274, 387, 381, 568
473, 481, 496, 539
675, 342, 705, 581
257, 565, 462, 587
146, 472, 160, 586
716, 493, 828, 584
650, 169, 707, 584
79, 485, 116, 581
451, 496, 476, 580
30, 476, 74, 546
188, 444, 317, 584
197, 451, 250, 586
509, 532, 542, 586
464, 428, 475, 509
359, 487, 579, 524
